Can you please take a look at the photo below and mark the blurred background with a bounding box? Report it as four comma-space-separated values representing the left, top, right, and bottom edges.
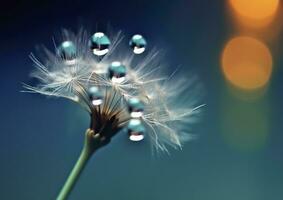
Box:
0, 0, 283, 199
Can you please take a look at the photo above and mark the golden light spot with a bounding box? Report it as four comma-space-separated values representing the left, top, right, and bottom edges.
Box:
221, 36, 272, 90
229, 0, 279, 27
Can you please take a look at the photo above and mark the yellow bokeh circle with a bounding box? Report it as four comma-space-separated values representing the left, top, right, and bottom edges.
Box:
229, 0, 279, 27
221, 36, 272, 90
229, 0, 279, 20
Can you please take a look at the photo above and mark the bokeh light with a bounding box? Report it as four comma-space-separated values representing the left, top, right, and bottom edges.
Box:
229, 0, 279, 27
221, 36, 272, 90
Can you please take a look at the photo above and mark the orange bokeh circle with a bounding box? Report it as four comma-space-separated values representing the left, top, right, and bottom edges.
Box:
221, 36, 272, 90
229, 0, 279, 20
229, 0, 279, 27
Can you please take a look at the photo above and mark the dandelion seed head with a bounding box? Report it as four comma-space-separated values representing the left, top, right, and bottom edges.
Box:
24, 28, 203, 152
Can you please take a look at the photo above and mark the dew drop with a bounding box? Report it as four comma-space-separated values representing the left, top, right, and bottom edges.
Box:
128, 119, 145, 142
128, 98, 144, 118
89, 32, 111, 56
57, 41, 77, 65
129, 34, 147, 54
108, 61, 126, 83
88, 86, 103, 106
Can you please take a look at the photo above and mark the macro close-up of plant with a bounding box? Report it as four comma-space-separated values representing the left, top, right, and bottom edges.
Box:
23, 29, 203, 199
2, 1, 283, 200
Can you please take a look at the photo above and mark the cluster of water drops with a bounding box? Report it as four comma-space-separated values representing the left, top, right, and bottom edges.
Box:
57, 32, 147, 142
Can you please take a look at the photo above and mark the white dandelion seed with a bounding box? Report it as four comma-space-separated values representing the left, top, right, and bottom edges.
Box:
24, 28, 204, 153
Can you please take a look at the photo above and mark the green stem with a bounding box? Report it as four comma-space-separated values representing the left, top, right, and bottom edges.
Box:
56, 129, 98, 200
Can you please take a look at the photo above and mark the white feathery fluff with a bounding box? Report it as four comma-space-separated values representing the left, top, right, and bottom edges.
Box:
24, 28, 204, 153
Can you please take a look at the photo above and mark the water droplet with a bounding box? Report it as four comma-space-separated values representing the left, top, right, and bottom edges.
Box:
88, 86, 103, 106
57, 41, 77, 65
108, 61, 126, 83
128, 119, 145, 142
128, 98, 144, 118
89, 32, 110, 56
129, 34, 147, 54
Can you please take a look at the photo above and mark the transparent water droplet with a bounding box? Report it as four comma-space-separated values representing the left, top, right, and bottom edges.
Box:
128, 98, 144, 118
129, 34, 147, 54
89, 32, 110, 56
128, 119, 145, 142
109, 61, 126, 83
88, 86, 103, 106
57, 41, 77, 65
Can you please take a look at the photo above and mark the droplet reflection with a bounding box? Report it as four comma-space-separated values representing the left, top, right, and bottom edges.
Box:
128, 98, 144, 118
108, 61, 126, 83
57, 41, 77, 65
128, 119, 145, 142
89, 32, 110, 56
88, 86, 103, 106
129, 34, 147, 54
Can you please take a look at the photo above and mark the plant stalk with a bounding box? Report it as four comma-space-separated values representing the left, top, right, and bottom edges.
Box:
56, 129, 99, 200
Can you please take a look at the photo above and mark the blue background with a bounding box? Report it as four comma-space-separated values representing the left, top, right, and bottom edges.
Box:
0, 0, 282, 199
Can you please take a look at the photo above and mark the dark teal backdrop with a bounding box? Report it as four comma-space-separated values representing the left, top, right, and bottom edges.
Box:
0, 0, 282, 199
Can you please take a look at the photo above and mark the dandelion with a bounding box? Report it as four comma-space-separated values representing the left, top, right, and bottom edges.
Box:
24, 28, 204, 200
